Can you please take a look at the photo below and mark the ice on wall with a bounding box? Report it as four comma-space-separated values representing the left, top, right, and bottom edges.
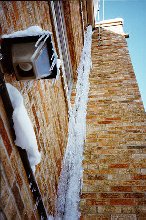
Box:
6, 83, 41, 172
56, 26, 92, 220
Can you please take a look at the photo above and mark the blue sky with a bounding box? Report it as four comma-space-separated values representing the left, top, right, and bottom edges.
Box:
97, 0, 146, 110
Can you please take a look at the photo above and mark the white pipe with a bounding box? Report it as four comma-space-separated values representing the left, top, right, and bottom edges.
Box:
98, 0, 100, 21
103, 0, 105, 20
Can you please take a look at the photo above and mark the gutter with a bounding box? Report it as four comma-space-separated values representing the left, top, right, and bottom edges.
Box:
0, 57, 48, 219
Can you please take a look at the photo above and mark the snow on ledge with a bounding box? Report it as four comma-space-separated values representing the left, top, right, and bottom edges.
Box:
95, 18, 125, 35
96, 18, 124, 26
6, 83, 41, 172
2, 25, 51, 39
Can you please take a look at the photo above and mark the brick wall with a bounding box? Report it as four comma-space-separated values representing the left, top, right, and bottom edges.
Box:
0, 1, 69, 216
80, 27, 146, 219
63, 0, 84, 80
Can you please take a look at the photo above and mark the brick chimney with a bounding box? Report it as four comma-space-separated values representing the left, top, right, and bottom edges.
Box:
81, 16, 146, 220
95, 18, 129, 38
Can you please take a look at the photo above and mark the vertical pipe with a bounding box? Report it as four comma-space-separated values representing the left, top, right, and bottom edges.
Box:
97, 0, 100, 21
103, 0, 104, 21
0, 57, 48, 219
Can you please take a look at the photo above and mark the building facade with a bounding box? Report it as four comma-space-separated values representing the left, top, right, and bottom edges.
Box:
0, 1, 93, 219
0, 1, 146, 220
80, 20, 146, 220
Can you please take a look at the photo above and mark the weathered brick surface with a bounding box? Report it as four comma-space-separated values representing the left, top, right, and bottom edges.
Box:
0, 1, 69, 217
2, 1, 146, 219
63, 0, 84, 79
80, 28, 146, 219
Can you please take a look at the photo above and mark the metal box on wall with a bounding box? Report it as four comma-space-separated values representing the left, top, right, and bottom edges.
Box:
1, 34, 57, 80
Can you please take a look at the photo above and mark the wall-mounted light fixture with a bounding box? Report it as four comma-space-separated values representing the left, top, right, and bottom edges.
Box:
1, 33, 57, 80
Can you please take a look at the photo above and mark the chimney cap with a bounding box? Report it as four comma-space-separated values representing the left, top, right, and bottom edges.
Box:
95, 18, 129, 38
95, 18, 124, 27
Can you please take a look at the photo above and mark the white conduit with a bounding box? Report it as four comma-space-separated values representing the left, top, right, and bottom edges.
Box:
103, 0, 105, 21
55, 25, 93, 220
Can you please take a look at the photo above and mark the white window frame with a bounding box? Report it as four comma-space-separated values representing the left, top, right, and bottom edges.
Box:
50, 1, 73, 97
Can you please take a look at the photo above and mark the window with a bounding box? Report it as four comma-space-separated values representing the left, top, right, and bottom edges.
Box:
50, 1, 73, 96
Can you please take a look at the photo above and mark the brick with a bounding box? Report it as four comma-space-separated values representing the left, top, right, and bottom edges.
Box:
10, 153, 23, 189
110, 199, 136, 206
12, 182, 24, 215
87, 174, 107, 180
31, 213, 37, 220
98, 205, 122, 214
0, 146, 14, 187
86, 199, 109, 206
1, 186, 10, 209
1, 171, 6, 194
132, 174, 146, 180
127, 146, 146, 149
123, 193, 145, 198
98, 121, 113, 124
4, 196, 21, 220
0, 118, 12, 156
109, 164, 129, 168
137, 214, 146, 220
133, 186, 146, 192
111, 214, 137, 220
100, 193, 120, 199
23, 212, 29, 220
81, 193, 97, 199
32, 104, 40, 132
111, 186, 132, 192
141, 169, 146, 174
105, 117, 121, 121
136, 199, 146, 206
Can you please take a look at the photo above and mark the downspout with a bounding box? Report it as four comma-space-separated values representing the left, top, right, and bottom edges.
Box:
0, 56, 47, 219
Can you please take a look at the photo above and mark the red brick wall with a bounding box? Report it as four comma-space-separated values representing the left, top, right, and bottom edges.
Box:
0, 1, 68, 216
80, 28, 146, 219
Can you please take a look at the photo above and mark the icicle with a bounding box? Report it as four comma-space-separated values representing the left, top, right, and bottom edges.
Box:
35, 34, 46, 47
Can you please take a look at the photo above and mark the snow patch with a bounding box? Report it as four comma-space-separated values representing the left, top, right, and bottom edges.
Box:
56, 25, 93, 220
96, 17, 124, 25
95, 18, 124, 35
2, 25, 51, 39
6, 83, 41, 172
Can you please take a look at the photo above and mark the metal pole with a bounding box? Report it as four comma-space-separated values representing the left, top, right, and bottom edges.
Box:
97, 0, 100, 21
0, 53, 48, 220
103, 0, 105, 20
